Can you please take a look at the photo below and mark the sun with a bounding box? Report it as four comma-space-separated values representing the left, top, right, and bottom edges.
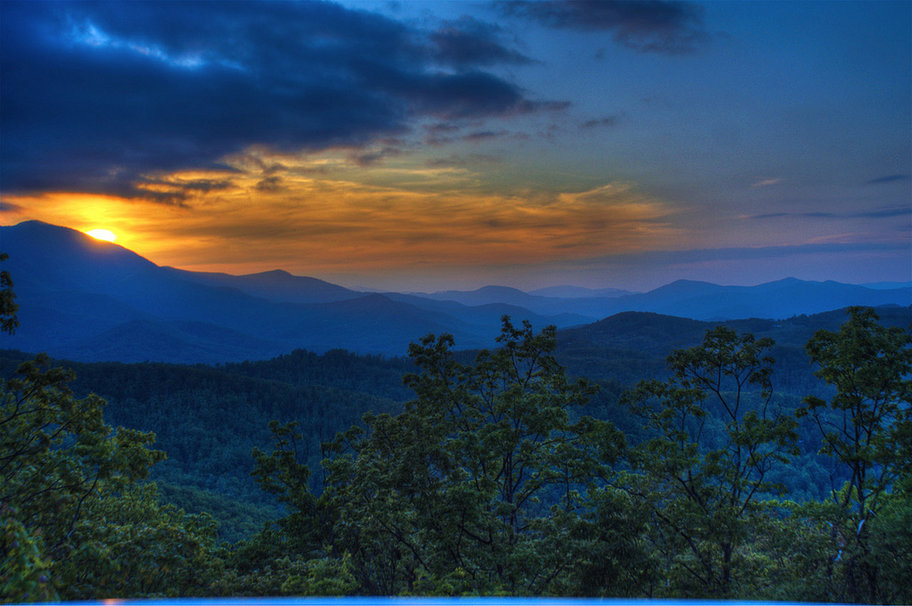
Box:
86, 228, 117, 242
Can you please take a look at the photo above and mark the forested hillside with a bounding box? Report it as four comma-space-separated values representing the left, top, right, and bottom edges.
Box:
3, 306, 910, 540
0, 348, 413, 542
3, 300, 910, 601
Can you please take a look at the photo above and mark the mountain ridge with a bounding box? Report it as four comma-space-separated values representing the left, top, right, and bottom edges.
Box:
2, 220, 910, 363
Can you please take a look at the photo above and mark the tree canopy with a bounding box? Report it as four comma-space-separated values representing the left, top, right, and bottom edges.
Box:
3, 305, 910, 601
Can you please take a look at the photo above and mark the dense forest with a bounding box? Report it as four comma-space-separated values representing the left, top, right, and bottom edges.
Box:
2, 256, 911, 602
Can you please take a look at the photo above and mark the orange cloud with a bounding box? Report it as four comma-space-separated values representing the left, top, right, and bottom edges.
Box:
2, 154, 685, 279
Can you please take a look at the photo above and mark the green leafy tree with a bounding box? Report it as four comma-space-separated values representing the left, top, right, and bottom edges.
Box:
57, 483, 219, 598
250, 420, 327, 556
0, 354, 218, 600
215, 419, 340, 597
263, 318, 631, 595
798, 306, 912, 603
1, 503, 56, 602
745, 499, 840, 602
1, 356, 159, 583
622, 326, 798, 597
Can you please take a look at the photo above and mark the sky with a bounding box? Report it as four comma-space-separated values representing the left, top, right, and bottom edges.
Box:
1, 0, 910, 292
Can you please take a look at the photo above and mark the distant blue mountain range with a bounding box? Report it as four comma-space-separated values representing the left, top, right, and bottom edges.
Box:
2, 220, 910, 363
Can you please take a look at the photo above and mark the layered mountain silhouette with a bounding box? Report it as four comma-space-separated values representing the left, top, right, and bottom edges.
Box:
2, 220, 910, 363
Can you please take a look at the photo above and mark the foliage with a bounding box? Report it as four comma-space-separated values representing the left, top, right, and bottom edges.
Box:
744, 499, 840, 602
798, 306, 912, 603
1, 503, 56, 602
214, 551, 357, 597
621, 326, 798, 597
0, 354, 218, 600
340, 319, 630, 594
246, 318, 635, 595
225, 348, 414, 401
56, 483, 219, 599
1, 355, 159, 549
251, 420, 329, 557
156, 482, 280, 544
66, 357, 401, 500
4, 302, 911, 601
0, 352, 408, 542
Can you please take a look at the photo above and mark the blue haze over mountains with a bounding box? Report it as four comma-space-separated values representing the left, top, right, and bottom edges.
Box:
3, 220, 910, 364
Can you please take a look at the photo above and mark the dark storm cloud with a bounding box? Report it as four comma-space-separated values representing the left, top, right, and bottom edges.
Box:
500, 0, 709, 54
0, 0, 548, 200
431, 16, 533, 67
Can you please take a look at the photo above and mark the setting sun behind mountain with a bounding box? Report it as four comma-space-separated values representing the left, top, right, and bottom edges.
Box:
86, 228, 117, 242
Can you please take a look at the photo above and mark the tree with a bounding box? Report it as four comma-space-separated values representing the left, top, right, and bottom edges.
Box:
56, 483, 219, 598
214, 419, 342, 597
1, 502, 55, 602
799, 306, 912, 603
258, 318, 631, 595
0, 354, 218, 600
622, 326, 797, 597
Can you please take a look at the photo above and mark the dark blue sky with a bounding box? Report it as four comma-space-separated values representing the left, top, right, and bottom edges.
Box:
2, 0, 909, 290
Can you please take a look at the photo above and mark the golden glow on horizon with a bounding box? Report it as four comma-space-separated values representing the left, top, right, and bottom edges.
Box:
1, 151, 694, 279
86, 228, 117, 242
